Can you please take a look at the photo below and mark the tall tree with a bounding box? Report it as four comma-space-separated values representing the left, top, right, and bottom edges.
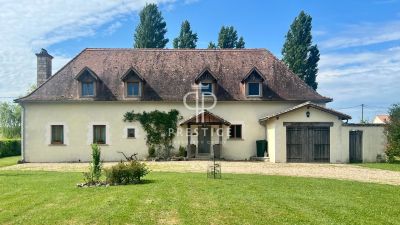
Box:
218, 26, 238, 48
173, 20, 198, 49
305, 45, 319, 90
207, 42, 217, 49
282, 11, 319, 90
0, 102, 21, 139
133, 4, 168, 48
236, 36, 245, 48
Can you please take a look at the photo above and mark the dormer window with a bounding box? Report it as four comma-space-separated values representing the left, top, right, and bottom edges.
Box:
82, 82, 94, 96
75, 67, 99, 98
127, 81, 141, 97
241, 67, 265, 98
247, 82, 261, 97
121, 67, 145, 98
200, 82, 213, 95
195, 68, 218, 96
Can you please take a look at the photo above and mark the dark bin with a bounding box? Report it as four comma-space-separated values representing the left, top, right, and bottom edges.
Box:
256, 140, 267, 157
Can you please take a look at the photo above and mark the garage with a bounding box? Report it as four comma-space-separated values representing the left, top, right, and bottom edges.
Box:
286, 123, 331, 162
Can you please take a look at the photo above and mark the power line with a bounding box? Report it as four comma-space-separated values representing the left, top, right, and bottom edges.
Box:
364, 105, 390, 109
335, 105, 362, 110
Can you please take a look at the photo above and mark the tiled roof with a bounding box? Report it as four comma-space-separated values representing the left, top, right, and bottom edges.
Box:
259, 101, 352, 122
16, 48, 332, 103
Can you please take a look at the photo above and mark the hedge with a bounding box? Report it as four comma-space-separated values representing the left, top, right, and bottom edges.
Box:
0, 139, 21, 158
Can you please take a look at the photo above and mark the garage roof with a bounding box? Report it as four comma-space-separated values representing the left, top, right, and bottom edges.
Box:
259, 101, 352, 122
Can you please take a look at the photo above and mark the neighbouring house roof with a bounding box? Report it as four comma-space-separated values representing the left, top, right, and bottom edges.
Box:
180, 110, 231, 126
16, 48, 332, 103
259, 101, 352, 122
374, 115, 390, 124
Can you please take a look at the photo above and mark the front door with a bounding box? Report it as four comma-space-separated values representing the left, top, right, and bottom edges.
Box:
198, 126, 211, 154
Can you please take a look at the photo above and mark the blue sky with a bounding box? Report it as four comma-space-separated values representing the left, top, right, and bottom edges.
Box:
1, 0, 400, 121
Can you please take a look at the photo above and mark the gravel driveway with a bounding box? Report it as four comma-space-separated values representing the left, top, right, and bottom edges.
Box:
3, 161, 400, 186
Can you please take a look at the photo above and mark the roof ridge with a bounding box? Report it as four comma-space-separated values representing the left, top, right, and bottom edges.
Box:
84, 48, 267, 51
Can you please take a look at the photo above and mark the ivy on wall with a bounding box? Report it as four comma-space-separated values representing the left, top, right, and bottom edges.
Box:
123, 109, 182, 158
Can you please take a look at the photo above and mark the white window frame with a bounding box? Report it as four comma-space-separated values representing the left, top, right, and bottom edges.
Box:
126, 81, 142, 97
247, 82, 262, 97
87, 122, 110, 145
123, 126, 140, 139
45, 122, 69, 146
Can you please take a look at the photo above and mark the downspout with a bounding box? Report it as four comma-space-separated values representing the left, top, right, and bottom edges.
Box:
21, 104, 25, 162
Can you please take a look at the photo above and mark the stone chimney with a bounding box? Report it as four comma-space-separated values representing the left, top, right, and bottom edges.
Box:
36, 48, 53, 86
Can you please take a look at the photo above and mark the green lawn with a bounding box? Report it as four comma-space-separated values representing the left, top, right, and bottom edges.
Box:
0, 171, 399, 225
0, 156, 20, 168
358, 162, 400, 172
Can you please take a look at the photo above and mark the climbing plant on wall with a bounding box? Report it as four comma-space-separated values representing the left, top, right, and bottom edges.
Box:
123, 109, 181, 159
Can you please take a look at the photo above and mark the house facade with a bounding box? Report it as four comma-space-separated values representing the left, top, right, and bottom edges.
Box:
16, 48, 386, 163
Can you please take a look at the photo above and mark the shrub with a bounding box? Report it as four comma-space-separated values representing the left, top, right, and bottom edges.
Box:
83, 144, 102, 184
178, 145, 186, 157
385, 104, 400, 163
148, 146, 156, 158
105, 161, 149, 185
0, 139, 21, 158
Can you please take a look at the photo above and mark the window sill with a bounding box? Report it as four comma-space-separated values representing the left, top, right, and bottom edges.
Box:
49, 144, 66, 146
93, 144, 109, 146
127, 137, 136, 139
125, 96, 141, 99
227, 138, 244, 141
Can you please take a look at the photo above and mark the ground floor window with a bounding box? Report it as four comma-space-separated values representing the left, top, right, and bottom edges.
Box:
127, 128, 135, 138
93, 125, 106, 144
51, 125, 64, 144
229, 124, 242, 139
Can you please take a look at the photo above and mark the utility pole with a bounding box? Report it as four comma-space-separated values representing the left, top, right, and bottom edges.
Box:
361, 104, 364, 123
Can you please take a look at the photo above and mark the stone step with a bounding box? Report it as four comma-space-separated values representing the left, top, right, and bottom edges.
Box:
250, 156, 270, 162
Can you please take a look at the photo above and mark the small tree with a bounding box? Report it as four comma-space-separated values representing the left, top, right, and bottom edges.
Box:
173, 20, 198, 49
0, 102, 21, 139
133, 3, 169, 48
236, 36, 245, 48
208, 26, 245, 49
83, 144, 103, 184
218, 26, 238, 48
385, 104, 400, 162
207, 42, 217, 49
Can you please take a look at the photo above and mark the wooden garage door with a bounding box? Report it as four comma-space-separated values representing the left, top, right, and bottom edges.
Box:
349, 131, 363, 163
286, 126, 330, 162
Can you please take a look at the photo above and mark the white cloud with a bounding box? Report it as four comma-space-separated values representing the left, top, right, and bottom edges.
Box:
104, 21, 123, 36
313, 29, 327, 37
0, 0, 175, 98
318, 47, 400, 121
320, 21, 400, 49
